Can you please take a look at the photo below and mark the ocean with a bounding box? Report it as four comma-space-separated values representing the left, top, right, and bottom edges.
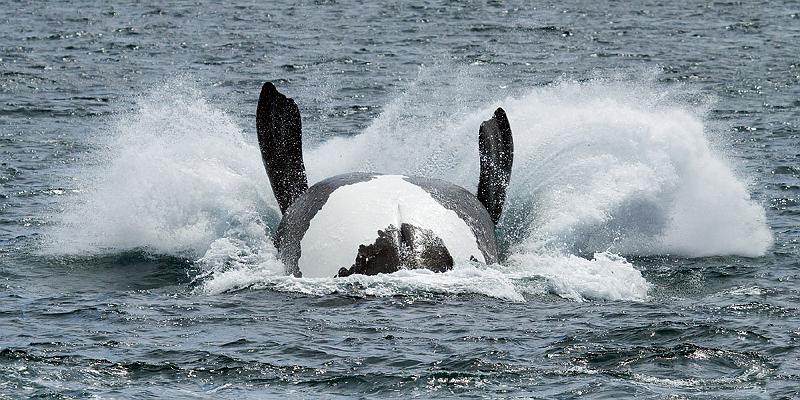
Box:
1, 1, 798, 398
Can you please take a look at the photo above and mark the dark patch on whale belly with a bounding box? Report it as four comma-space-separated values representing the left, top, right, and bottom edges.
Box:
336, 223, 454, 277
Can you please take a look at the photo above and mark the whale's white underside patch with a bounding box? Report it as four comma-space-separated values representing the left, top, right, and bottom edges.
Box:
298, 175, 484, 278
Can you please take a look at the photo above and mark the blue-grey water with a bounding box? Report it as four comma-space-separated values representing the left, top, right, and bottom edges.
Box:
1, 1, 799, 398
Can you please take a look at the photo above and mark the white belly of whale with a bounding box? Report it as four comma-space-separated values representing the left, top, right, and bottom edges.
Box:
298, 175, 485, 278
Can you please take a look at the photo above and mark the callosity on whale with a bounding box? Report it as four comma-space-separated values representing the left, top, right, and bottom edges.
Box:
256, 82, 513, 278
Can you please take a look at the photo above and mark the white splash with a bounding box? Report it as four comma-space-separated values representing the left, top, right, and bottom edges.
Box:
307, 75, 772, 259
200, 262, 529, 302
46, 82, 279, 257
47, 73, 772, 302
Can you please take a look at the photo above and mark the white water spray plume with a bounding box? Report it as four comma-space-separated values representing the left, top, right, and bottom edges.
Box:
46, 74, 772, 302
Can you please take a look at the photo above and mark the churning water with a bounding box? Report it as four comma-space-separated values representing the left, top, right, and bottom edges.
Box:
1, 1, 798, 398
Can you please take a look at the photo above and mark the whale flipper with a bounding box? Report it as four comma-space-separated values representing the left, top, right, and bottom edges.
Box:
477, 108, 514, 224
257, 82, 308, 214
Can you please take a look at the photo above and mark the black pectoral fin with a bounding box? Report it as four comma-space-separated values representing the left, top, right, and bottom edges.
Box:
256, 82, 309, 214
477, 107, 514, 224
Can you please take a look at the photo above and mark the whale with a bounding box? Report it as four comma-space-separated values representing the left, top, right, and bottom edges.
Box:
256, 82, 513, 278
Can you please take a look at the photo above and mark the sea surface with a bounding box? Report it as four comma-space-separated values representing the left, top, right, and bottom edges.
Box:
1, 1, 799, 398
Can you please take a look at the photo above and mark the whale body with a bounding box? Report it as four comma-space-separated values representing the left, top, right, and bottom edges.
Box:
276, 173, 499, 278
256, 82, 513, 278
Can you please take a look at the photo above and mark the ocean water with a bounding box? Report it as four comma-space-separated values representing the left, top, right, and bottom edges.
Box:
1, 1, 798, 398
